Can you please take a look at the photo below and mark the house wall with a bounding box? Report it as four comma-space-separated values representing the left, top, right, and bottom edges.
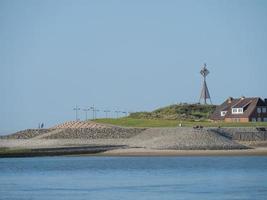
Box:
225, 118, 249, 123
249, 107, 267, 122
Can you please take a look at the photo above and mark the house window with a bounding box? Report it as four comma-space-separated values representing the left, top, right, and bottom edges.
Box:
252, 118, 256, 122
257, 118, 262, 122
232, 108, 243, 114
238, 108, 243, 113
262, 108, 266, 113
264, 118, 267, 122
221, 111, 227, 117
257, 108, 261, 113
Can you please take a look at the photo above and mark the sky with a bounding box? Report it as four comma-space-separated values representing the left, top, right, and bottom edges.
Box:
1, 0, 267, 133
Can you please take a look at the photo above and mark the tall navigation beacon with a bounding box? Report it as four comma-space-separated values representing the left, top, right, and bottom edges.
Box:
199, 63, 212, 104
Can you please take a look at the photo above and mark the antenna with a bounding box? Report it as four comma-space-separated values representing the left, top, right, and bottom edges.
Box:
199, 63, 212, 104
83, 108, 90, 121
94, 109, 99, 119
73, 105, 81, 121
90, 105, 96, 120
103, 110, 111, 118
115, 110, 121, 118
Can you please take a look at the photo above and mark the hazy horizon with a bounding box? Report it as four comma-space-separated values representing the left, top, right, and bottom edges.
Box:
1, 0, 267, 133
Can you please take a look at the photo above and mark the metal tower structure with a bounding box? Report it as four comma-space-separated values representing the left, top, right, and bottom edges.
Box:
199, 63, 212, 104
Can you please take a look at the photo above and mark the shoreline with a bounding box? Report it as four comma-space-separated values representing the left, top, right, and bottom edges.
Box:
1, 125, 267, 158
1, 146, 267, 158
0, 145, 126, 158
99, 147, 267, 157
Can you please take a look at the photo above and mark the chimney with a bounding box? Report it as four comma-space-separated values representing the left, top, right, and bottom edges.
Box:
228, 97, 233, 104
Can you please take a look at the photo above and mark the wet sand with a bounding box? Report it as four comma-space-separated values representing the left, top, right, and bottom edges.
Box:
100, 147, 267, 157
1, 144, 267, 157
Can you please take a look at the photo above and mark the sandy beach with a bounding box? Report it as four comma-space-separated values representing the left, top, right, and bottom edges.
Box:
100, 147, 267, 156
1, 138, 267, 157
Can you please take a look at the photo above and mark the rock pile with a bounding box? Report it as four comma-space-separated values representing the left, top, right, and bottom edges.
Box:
40, 127, 146, 139
1, 122, 256, 150
52, 121, 111, 129
37, 121, 146, 139
0, 129, 53, 139
212, 127, 267, 141
128, 127, 248, 150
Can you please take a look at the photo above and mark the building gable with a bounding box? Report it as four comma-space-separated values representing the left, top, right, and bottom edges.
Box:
210, 97, 267, 122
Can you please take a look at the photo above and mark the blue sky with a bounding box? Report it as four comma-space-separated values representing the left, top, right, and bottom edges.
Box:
1, 0, 267, 133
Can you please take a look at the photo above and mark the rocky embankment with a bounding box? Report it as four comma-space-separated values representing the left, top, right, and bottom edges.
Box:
38, 127, 146, 139
212, 127, 267, 141
128, 127, 247, 150
0, 129, 53, 139
1, 121, 267, 153
0, 121, 146, 140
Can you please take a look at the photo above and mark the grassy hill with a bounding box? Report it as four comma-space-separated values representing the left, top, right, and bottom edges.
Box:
95, 118, 267, 128
94, 104, 267, 127
129, 103, 216, 121
95, 103, 216, 127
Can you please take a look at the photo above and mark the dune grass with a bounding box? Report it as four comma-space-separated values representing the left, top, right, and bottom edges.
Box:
94, 118, 267, 128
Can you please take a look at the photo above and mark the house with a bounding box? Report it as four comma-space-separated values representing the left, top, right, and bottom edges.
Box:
210, 97, 267, 122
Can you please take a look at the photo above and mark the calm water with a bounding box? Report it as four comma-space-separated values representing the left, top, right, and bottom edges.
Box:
0, 156, 267, 200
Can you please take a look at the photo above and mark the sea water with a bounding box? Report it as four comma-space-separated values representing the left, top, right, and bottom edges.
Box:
0, 156, 267, 200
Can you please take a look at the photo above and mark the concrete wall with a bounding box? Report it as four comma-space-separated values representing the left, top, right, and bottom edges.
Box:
232, 132, 267, 141
211, 127, 267, 141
